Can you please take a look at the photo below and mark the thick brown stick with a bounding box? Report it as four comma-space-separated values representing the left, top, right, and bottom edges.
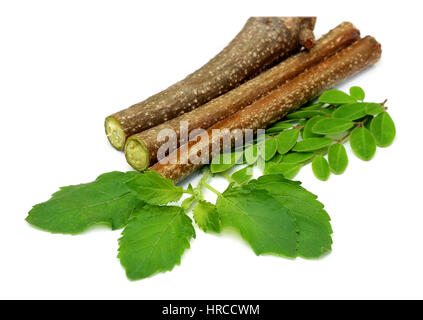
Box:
105, 17, 316, 150
125, 22, 360, 171
151, 36, 382, 182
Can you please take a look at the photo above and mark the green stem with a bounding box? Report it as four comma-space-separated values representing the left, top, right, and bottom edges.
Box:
201, 180, 222, 196
183, 188, 194, 195
221, 172, 236, 184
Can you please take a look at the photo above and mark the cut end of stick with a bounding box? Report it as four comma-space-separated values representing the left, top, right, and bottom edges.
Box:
105, 116, 126, 150
125, 137, 150, 171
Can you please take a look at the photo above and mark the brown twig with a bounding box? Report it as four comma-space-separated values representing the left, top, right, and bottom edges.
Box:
124, 22, 360, 170
151, 37, 382, 183
105, 17, 317, 150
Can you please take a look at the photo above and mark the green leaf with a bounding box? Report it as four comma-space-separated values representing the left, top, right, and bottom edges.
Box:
321, 108, 335, 115
126, 170, 183, 205
262, 138, 278, 161
118, 205, 195, 280
370, 112, 396, 147
256, 156, 266, 172
301, 116, 327, 139
244, 144, 258, 165
350, 127, 377, 161
349, 86, 365, 101
231, 165, 254, 185
276, 129, 300, 155
312, 118, 354, 135
328, 144, 348, 174
181, 196, 196, 212
332, 103, 367, 120
264, 162, 302, 179
193, 201, 221, 233
246, 175, 332, 258
301, 102, 325, 110
365, 103, 384, 115
312, 156, 330, 181
292, 138, 333, 152
302, 116, 326, 139
286, 110, 326, 119
216, 187, 297, 257
266, 122, 294, 134
26, 171, 144, 234
211, 151, 243, 173
319, 89, 357, 105
267, 153, 284, 164
282, 152, 314, 164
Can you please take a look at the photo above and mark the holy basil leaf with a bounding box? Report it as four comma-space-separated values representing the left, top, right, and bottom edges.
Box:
210, 151, 243, 173
26, 171, 144, 235
319, 89, 357, 105
118, 205, 195, 281
216, 187, 297, 257
328, 144, 348, 175
181, 196, 196, 212
312, 118, 354, 135
264, 162, 302, 179
126, 170, 183, 205
193, 201, 221, 233
332, 103, 367, 120
312, 156, 331, 181
302, 116, 326, 139
365, 103, 384, 115
370, 112, 396, 147
246, 175, 332, 258
349, 86, 365, 101
231, 165, 254, 185
350, 127, 377, 161
282, 152, 314, 164
292, 138, 333, 152
277, 129, 300, 155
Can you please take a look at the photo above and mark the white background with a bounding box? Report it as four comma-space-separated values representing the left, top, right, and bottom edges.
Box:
1, 0, 422, 299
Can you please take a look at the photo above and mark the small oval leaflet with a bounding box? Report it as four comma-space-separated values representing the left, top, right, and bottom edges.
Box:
302, 116, 326, 139
365, 103, 384, 115
266, 122, 295, 134
312, 156, 330, 181
349, 86, 365, 101
319, 89, 357, 105
332, 103, 367, 120
268, 153, 284, 164
370, 112, 396, 147
350, 127, 377, 161
264, 162, 302, 179
262, 138, 278, 161
211, 151, 243, 173
286, 110, 326, 119
328, 143, 348, 174
282, 152, 314, 164
293, 137, 333, 152
312, 118, 354, 135
276, 129, 300, 155
301, 102, 325, 110
244, 144, 259, 165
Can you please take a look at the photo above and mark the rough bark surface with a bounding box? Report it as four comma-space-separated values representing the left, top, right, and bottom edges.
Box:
151, 36, 382, 182
126, 22, 360, 168
106, 17, 316, 149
